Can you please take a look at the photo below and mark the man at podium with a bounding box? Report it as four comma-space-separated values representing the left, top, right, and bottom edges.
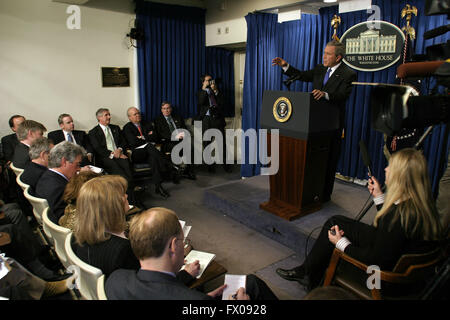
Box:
272, 40, 356, 202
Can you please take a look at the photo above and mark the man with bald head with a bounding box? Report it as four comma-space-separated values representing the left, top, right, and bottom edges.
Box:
123, 107, 174, 198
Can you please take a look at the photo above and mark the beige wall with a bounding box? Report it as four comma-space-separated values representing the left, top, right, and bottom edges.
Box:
0, 0, 136, 138
205, 0, 319, 46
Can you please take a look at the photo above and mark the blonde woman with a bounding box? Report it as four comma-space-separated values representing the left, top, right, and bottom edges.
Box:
276, 148, 443, 291
72, 175, 199, 282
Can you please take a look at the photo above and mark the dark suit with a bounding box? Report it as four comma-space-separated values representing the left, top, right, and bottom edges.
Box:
48, 129, 93, 166
106, 269, 212, 300
153, 113, 196, 177
197, 90, 228, 167
284, 63, 356, 201
1, 133, 19, 162
106, 269, 277, 300
153, 113, 188, 154
12, 142, 30, 169
122, 121, 172, 185
1, 133, 20, 203
47, 129, 93, 154
34, 169, 68, 224
21, 162, 48, 194
196, 89, 226, 129
88, 124, 132, 182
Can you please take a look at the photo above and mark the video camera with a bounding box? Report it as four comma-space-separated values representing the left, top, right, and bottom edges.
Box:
370, 0, 450, 136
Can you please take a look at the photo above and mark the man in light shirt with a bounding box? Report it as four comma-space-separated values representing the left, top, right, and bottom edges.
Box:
88, 108, 132, 182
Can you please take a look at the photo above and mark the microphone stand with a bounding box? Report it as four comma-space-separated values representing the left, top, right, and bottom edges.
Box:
356, 125, 435, 222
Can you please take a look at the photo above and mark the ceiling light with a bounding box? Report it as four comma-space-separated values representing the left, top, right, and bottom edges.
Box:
323, 0, 338, 3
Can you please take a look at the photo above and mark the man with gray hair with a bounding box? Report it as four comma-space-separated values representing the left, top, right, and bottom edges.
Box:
21, 137, 53, 193
88, 108, 132, 182
35, 141, 87, 223
12, 120, 47, 169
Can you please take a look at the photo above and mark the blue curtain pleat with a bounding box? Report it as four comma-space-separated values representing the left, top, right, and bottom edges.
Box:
136, 1, 206, 120
241, 0, 449, 192
136, 1, 236, 124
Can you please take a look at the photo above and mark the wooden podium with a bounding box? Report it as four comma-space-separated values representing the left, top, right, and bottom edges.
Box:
259, 91, 340, 221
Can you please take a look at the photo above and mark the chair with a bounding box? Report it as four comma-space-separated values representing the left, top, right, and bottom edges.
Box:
126, 149, 153, 176
96, 274, 107, 300
42, 207, 72, 268
64, 233, 103, 300
323, 247, 444, 300
23, 186, 48, 226
9, 162, 24, 176
16, 171, 30, 192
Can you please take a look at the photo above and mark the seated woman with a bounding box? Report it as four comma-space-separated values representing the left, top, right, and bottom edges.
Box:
58, 171, 101, 231
72, 175, 199, 283
276, 148, 443, 290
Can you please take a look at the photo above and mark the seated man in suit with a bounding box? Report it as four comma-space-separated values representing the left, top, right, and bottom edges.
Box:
123, 107, 174, 198
1, 115, 25, 164
35, 141, 87, 224
1, 115, 25, 203
88, 108, 132, 183
105, 207, 278, 300
12, 120, 46, 169
21, 137, 53, 193
47, 113, 93, 166
153, 102, 196, 180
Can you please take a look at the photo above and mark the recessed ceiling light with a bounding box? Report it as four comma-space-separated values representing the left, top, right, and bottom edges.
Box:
323, 0, 338, 3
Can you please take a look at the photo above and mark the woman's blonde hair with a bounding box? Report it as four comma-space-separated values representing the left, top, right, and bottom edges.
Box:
74, 175, 128, 246
374, 148, 442, 240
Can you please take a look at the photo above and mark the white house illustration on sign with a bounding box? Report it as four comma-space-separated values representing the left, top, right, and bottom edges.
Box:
346, 29, 397, 54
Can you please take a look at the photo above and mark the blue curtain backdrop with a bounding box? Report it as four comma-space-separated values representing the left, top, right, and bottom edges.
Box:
206, 47, 235, 117
241, 0, 449, 193
242, 13, 281, 177
135, 1, 206, 120
135, 1, 236, 122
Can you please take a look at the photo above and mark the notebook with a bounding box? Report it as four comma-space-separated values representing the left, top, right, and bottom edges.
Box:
181, 250, 216, 279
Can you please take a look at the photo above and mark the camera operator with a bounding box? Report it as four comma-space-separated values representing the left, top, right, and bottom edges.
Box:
196, 74, 231, 173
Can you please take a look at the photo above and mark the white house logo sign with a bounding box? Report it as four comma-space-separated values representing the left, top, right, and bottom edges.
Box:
341, 20, 405, 72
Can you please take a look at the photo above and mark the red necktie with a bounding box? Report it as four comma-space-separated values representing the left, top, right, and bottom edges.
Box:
137, 124, 143, 136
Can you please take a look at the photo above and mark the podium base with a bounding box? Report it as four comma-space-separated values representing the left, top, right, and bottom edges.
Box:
259, 200, 321, 221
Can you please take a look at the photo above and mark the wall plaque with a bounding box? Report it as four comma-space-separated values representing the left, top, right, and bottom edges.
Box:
101, 67, 130, 87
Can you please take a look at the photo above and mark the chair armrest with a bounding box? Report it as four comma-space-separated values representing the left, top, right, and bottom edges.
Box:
323, 248, 370, 286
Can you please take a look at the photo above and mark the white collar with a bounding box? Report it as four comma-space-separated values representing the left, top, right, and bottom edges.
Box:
328, 62, 342, 74
98, 123, 109, 132
49, 168, 69, 181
